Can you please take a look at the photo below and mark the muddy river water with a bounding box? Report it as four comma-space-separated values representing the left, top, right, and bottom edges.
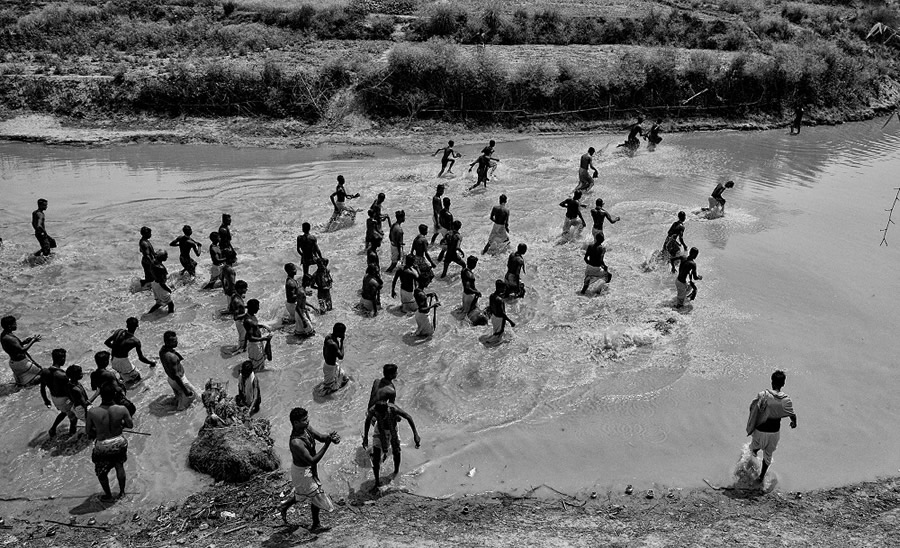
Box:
1, 121, 899, 509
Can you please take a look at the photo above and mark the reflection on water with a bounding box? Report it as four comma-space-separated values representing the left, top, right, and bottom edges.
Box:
1, 120, 900, 511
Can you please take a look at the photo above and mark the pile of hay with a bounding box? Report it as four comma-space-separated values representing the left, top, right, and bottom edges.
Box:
187, 379, 280, 482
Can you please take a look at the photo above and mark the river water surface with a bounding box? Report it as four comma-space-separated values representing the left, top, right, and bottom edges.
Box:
1, 121, 899, 510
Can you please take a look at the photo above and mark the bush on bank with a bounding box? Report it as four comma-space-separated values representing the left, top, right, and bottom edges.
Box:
358, 40, 881, 121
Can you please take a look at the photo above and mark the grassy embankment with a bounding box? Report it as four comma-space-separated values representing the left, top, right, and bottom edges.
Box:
1, 0, 900, 132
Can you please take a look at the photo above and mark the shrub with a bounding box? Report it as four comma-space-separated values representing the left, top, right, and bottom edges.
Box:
752, 14, 794, 41
532, 9, 566, 44
366, 14, 395, 39
222, 0, 236, 17
412, 2, 468, 38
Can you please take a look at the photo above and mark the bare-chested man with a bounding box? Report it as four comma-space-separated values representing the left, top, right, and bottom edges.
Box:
218, 214, 235, 257
386, 210, 405, 273
504, 244, 527, 298
86, 382, 133, 501
411, 224, 436, 288
278, 407, 339, 532
159, 331, 196, 411
709, 180, 736, 215
482, 194, 510, 255
203, 232, 225, 290
413, 287, 440, 337
41, 348, 77, 437
560, 191, 587, 237
663, 211, 688, 273
33, 198, 53, 257
296, 222, 322, 286
138, 226, 155, 287
487, 280, 516, 343
675, 247, 702, 308
229, 280, 248, 353
430, 185, 445, 245
440, 220, 466, 278
575, 147, 599, 192
433, 140, 461, 177
581, 232, 611, 294
1, 315, 43, 386
360, 264, 383, 317
590, 198, 620, 240
148, 251, 175, 314
243, 299, 272, 371
322, 323, 350, 394
104, 317, 156, 385
328, 175, 360, 225
391, 255, 419, 313
460, 256, 482, 318
435, 198, 453, 258
363, 386, 421, 493
169, 225, 202, 277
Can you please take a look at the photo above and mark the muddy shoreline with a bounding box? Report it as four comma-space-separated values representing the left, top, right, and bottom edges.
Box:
3, 471, 898, 547
1, 103, 893, 152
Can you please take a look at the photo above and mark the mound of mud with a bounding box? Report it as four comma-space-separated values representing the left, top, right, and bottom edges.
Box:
188, 419, 280, 483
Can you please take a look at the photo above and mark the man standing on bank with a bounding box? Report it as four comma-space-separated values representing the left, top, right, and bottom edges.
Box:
746, 370, 797, 485
279, 407, 340, 533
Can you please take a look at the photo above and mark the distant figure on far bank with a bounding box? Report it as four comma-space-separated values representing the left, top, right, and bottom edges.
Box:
86, 382, 133, 501
790, 105, 804, 135
433, 140, 462, 177
575, 147, 599, 193
746, 370, 797, 486
32, 198, 55, 257
707, 180, 735, 218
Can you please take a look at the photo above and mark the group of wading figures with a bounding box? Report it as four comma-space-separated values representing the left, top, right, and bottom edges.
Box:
2, 131, 798, 533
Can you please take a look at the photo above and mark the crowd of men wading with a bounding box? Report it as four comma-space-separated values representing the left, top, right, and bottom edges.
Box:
2, 126, 797, 533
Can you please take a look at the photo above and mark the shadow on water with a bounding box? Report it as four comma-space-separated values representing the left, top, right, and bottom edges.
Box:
0, 383, 26, 398
147, 395, 181, 418
401, 332, 430, 347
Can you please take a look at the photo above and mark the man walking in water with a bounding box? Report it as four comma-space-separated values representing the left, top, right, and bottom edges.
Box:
559, 191, 587, 238
104, 317, 156, 385
386, 210, 405, 273
363, 386, 421, 493
411, 224, 436, 288
218, 214, 235, 258
296, 222, 322, 286
575, 147, 599, 192
663, 211, 688, 273
148, 251, 175, 314
675, 247, 702, 308
504, 243, 527, 298
328, 175, 360, 226
430, 184, 445, 244
619, 116, 644, 148
746, 370, 797, 485
790, 105, 803, 135
482, 194, 510, 255
391, 255, 420, 312
440, 220, 466, 279
708, 180, 735, 215
138, 226, 156, 287
460, 256, 482, 318
203, 232, 224, 290
1, 316, 43, 386
159, 331, 196, 411
322, 323, 350, 394
590, 198, 620, 240
41, 348, 77, 437
33, 198, 54, 257
487, 280, 516, 343
581, 232, 611, 294
169, 225, 202, 277
86, 382, 133, 501
243, 299, 272, 371
434, 198, 453, 257
278, 407, 339, 532
433, 140, 461, 177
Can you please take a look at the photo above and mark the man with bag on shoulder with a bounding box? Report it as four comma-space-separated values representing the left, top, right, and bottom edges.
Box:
746, 370, 798, 485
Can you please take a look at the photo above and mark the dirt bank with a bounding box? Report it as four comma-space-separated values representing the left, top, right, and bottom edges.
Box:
0, 104, 893, 152
3, 472, 898, 547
